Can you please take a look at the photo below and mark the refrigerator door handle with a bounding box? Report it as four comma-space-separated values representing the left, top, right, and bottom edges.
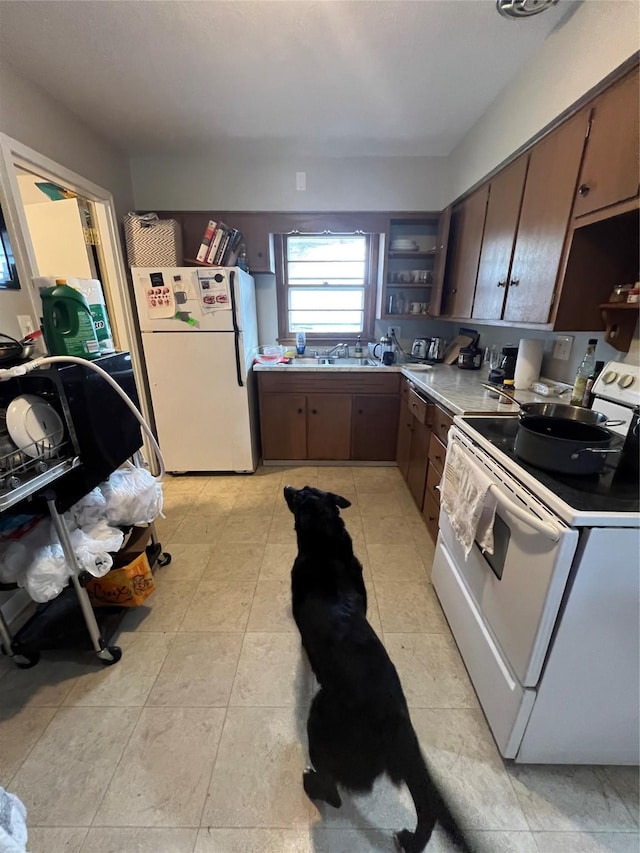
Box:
229, 271, 244, 387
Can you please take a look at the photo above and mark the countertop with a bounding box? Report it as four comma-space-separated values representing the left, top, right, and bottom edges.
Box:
253, 361, 570, 416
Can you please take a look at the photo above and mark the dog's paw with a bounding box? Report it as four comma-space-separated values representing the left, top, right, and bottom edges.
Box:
393, 829, 417, 853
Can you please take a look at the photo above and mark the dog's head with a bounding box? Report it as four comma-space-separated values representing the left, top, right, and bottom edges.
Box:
283, 485, 351, 535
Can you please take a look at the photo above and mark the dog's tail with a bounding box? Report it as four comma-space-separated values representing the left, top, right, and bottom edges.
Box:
390, 724, 475, 853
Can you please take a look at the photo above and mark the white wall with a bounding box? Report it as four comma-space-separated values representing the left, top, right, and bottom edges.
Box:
0, 59, 134, 218
131, 148, 448, 212
0, 59, 135, 338
447, 0, 640, 202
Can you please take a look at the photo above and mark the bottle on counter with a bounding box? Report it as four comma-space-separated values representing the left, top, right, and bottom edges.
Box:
581, 360, 605, 409
570, 339, 598, 406
295, 331, 306, 355
354, 335, 363, 358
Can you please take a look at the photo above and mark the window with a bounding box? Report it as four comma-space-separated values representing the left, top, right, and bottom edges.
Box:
276, 232, 377, 340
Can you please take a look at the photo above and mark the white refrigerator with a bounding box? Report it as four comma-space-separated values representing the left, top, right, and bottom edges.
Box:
131, 266, 259, 473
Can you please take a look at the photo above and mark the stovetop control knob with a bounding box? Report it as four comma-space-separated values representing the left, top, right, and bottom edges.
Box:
602, 370, 618, 384
618, 374, 635, 389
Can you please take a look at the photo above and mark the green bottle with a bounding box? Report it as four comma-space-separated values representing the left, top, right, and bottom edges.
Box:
41, 279, 100, 359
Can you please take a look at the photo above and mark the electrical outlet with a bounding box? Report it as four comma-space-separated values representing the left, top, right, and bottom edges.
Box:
296, 171, 307, 191
17, 315, 36, 339
553, 335, 573, 361
390, 324, 401, 340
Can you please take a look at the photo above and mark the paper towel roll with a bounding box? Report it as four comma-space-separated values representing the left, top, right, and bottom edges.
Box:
514, 338, 544, 390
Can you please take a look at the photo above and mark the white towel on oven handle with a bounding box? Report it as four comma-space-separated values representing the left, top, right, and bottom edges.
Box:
440, 440, 498, 558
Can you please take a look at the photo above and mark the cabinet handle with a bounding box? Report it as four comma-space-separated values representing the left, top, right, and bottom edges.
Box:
510, 278, 520, 287
358, 409, 363, 415
297, 408, 303, 414
578, 183, 590, 197
497, 280, 507, 288
428, 515, 437, 522
311, 409, 317, 415
450, 288, 457, 294
435, 455, 442, 464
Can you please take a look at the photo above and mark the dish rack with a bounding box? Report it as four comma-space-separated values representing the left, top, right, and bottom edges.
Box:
0, 409, 120, 669
0, 431, 80, 514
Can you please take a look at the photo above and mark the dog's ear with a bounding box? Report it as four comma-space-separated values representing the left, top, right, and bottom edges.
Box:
330, 492, 351, 510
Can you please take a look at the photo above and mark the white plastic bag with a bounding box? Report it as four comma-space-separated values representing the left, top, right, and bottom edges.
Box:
101, 465, 163, 526
22, 543, 72, 603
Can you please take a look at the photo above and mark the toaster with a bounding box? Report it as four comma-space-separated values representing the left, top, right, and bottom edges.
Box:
411, 338, 430, 360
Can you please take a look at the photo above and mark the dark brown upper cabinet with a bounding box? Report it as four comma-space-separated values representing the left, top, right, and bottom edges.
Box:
442, 185, 489, 318
503, 108, 590, 324
573, 69, 640, 220
472, 156, 528, 321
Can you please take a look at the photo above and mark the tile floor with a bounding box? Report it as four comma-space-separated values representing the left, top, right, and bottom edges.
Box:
0, 465, 638, 853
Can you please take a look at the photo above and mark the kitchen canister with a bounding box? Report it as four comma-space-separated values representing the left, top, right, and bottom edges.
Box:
514, 338, 544, 390
123, 212, 183, 267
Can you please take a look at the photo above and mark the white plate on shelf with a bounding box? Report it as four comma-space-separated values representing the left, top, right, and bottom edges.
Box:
6, 394, 64, 458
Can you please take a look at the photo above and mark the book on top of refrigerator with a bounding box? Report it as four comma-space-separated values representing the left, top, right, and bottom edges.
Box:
206, 222, 229, 264
196, 219, 217, 262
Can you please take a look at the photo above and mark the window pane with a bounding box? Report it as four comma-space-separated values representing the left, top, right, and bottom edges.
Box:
288, 259, 365, 285
290, 311, 363, 333
287, 235, 366, 263
289, 288, 364, 310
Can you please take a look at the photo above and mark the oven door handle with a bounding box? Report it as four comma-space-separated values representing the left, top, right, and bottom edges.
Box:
488, 484, 561, 542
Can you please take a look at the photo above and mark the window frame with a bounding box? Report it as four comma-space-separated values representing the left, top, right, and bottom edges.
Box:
274, 231, 379, 344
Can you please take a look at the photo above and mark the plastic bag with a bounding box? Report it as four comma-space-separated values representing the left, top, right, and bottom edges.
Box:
68, 487, 108, 528
101, 465, 163, 526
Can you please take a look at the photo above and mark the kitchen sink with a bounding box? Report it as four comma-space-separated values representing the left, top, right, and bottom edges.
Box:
291, 357, 380, 367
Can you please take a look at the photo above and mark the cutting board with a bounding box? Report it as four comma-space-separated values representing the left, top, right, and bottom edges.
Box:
443, 334, 474, 365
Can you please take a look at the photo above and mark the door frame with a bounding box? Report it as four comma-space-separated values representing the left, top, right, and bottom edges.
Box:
0, 133, 155, 454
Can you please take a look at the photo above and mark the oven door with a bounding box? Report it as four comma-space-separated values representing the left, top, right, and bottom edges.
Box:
435, 427, 579, 688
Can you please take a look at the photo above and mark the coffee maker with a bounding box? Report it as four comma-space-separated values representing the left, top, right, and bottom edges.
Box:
488, 345, 519, 385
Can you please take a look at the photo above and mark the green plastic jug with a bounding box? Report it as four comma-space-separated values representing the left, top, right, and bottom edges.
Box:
41, 280, 100, 359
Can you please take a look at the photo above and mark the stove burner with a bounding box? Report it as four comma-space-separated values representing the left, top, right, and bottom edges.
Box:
460, 416, 639, 515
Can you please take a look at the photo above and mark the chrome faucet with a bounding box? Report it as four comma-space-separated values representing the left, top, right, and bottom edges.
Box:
325, 343, 349, 358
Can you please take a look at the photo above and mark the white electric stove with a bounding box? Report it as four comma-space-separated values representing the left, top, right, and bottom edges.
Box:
431, 360, 639, 764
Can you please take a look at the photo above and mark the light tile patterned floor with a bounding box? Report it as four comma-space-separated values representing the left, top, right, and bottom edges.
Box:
0, 466, 638, 853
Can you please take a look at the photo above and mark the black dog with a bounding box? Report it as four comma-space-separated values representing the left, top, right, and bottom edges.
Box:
285, 484, 474, 853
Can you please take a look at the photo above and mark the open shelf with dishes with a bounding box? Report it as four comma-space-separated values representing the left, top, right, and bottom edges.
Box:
379, 215, 440, 320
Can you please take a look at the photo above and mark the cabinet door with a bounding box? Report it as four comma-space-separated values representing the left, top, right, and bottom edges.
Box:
396, 398, 413, 479
574, 71, 640, 218
260, 394, 306, 460
428, 206, 452, 317
406, 417, 431, 511
351, 395, 399, 461
472, 156, 528, 320
307, 394, 352, 460
504, 110, 590, 323
443, 186, 489, 318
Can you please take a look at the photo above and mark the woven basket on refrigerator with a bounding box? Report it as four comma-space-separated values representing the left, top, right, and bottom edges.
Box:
123, 212, 183, 267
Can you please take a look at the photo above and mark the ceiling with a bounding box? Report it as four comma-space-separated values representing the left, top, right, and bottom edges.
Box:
0, 0, 578, 158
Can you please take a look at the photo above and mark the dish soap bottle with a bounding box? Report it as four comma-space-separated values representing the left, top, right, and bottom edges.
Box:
570, 339, 598, 406
41, 279, 100, 360
295, 331, 306, 355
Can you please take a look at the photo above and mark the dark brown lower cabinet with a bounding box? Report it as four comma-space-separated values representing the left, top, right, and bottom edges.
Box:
259, 393, 307, 460
307, 394, 352, 460
396, 398, 413, 478
406, 418, 431, 511
351, 395, 400, 461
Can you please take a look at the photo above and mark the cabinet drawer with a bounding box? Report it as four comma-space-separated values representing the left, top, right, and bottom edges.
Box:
432, 405, 453, 445
422, 491, 440, 543
425, 462, 442, 507
428, 432, 447, 474
408, 390, 430, 425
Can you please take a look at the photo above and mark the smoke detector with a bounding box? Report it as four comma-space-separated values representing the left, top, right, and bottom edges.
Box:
497, 0, 559, 18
